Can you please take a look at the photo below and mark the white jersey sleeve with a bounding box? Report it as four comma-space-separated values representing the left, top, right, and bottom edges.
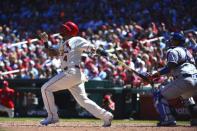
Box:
69, 36, 95, 51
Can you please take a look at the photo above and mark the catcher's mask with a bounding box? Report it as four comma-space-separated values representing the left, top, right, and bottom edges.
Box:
168, 32, 185, 48
60, 21, 79, 37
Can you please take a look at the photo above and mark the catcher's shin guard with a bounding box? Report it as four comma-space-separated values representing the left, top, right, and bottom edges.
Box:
153, 90, 175, 124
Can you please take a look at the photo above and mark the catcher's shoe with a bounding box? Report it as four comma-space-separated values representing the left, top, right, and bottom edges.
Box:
190, 119, 197, 126
102, 112, 113, 127
157, 120, 176, 127
40, 117, 59, 126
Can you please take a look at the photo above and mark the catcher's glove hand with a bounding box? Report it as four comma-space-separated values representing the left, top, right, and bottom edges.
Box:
140, 72, 154, 84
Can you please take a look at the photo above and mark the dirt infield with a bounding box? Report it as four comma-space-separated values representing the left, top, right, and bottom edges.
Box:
0, 121, 197, 131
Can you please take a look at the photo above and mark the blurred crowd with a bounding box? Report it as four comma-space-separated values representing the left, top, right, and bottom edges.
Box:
1, 0, 196, 33
0, 0, 197, 87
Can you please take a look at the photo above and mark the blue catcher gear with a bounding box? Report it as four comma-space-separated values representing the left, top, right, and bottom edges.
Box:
153, 89, 176, 126
169, 32, 185, 47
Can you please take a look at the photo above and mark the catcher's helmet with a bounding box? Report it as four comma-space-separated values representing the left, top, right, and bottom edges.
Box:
170, 32, 185, 47
60, 21, 79, 37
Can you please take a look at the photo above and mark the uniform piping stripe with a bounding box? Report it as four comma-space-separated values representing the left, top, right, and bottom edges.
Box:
45, 91, 53, 120
44, 73, 65, 119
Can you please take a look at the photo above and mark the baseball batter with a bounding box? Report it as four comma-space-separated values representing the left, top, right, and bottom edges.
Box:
39, 21, 113, 127
148, 33, 197, 126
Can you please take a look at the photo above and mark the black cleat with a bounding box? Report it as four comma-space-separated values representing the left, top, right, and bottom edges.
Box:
157, 120, 176, 127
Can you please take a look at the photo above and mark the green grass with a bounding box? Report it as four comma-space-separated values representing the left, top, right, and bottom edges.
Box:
0, 117, 190, 125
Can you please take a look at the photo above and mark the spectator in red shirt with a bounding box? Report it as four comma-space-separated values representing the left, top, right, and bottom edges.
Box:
0, 80, 15, 117
102, 94, 115, 113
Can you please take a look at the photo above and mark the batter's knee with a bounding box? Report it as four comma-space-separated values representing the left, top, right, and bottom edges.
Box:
41, 82, 50, 93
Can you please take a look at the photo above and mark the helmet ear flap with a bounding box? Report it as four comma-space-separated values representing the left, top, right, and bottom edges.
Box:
60, 24, 72, 37
60, 21, 79, 37
66, 21, 79, 36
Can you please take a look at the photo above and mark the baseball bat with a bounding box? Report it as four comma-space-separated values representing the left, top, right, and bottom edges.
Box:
108, 53, 154, 85
96, 49, 154, 85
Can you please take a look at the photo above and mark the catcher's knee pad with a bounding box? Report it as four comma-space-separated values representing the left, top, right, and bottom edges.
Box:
153, 90, 174, 121
153, 89, 163, 104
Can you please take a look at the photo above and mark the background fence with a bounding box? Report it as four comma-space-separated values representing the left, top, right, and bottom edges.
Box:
1, 79, 196, 120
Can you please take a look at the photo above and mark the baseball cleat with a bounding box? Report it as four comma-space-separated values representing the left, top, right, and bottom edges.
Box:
40, 117, 59, 125
157, 120, 176, 127
102, 112, 113, 127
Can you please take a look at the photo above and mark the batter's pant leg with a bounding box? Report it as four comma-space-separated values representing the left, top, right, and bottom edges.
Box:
69, 83, 109, 120
41, 82, 58, 119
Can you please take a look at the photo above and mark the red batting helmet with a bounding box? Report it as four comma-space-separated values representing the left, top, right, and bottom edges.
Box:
3, 80, 8, 87
60, 21, 79, 37
104, 95, 111, 100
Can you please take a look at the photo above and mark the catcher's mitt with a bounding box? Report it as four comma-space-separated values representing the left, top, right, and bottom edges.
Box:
139, 72, 154, 85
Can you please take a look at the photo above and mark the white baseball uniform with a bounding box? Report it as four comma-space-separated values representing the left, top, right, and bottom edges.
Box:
41, 36, 112, 121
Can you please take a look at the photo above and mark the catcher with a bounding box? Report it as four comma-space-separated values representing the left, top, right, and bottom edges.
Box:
147, 33, 197, 126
